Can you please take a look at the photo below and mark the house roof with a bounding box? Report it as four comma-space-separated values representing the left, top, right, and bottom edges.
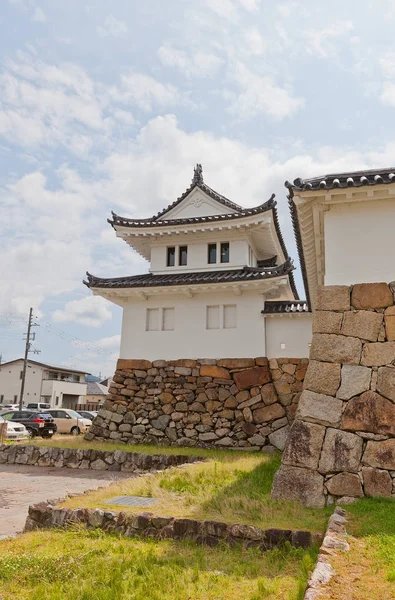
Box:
261, 300, 310, 314
86, 381, 108, 395
285, 167, 395, 193
84, 258, 298, 291
288, 194, 312, 310
0, 358, 90, 375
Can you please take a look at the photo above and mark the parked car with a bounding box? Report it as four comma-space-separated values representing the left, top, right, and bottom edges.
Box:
0, 411, 57, 438
77, 410, 98, 421
46, 409, 91, 435
26, 402, 51, 411
0, 415, 29, 441
1, 403, 22, 411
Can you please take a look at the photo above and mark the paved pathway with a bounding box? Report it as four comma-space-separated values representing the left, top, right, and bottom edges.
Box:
0, 464, 132, 540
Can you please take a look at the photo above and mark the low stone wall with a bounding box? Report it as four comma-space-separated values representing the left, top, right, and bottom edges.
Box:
272, 282, 395, 507
0, 444, 200, 472
25, 502, 314, 550
86, 357, 308, 450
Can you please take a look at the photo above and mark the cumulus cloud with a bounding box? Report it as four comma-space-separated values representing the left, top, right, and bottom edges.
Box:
32, 7, 46, 22
158, 46, 224, 78
380, 82, 395, 107
227, 62, 304, 120
97, 14, 128, 38
304, 20, 354, 58
53, 296, 113, 327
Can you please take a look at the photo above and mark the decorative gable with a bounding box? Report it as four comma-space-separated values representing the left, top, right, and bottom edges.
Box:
157, 186, 238, 221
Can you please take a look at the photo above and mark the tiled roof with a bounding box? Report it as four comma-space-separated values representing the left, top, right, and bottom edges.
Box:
87, 381, 108, 395
261, 300, 310, 314
84, 259, 296, 290
109, 196, 276, 228
285, 167, 395, 192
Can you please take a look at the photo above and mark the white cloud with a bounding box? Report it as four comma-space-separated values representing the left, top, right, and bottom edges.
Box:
236, 0, 260, 10
242, 28, 267, 55
32, 7, 46, 22
277, 2, 299, 18
110, 71, 185, 111
304, 20, 354, 58
205, 0, 239, 23
380, 82, 395, 107
227, 62, 304, 120
53, 296, 113, 327
158, 45, 223, 78
97, 14, 127, 38
379, 51, 395, 78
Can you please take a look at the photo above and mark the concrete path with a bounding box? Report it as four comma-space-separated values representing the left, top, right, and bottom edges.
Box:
0, 464, 133, 540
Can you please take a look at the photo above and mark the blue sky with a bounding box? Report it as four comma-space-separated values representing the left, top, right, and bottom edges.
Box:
1, 0, 395, 376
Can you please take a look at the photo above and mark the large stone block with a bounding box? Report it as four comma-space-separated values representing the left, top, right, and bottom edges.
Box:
312, 311, 343, 334
253, 403, 285, 424
341, 311, 383, 342
362, 466, 392, 497
303, 360, 341, 396
268, 426, 289, 451
282, 420, 326, 469
336, 365, 372, 401
199, 365, 231, 379
271, 465, 326, 508
361, 342, 395, 366
342, 391, 395, 436
351, 283, 393, 310
319, 428, 363, 474
377, 366, 395, 402
325, 472, 363, 497
233, 366, 271, 390
217, 358, 255, 369
363, 439, 395, 470
384, 306, 395, 341
297, 390, 343, 427
310, 334, 362, 365
315, 286, 351, 311
117, 359, 152, 370
260, 383, 278, 405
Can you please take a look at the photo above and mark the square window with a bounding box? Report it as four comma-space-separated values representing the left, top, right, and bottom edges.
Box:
206, 305, 220, 329
208, 243, 217, 264
162, 308, 175, 331
146, 308, 160, 331
179, 246, 188, 266
167, 247, 175, 267
220, 242, 230, 263
223, 305, 237, 329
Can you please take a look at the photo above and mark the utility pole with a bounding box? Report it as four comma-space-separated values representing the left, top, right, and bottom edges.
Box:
19, 308, 40, 410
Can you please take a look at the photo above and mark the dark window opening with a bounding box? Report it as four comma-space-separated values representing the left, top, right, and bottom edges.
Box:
221, 242, 230, 263
19, 370, 23, 380
208, 243, 217, 264
179, 246, 188, 266
167, 247, 175, 267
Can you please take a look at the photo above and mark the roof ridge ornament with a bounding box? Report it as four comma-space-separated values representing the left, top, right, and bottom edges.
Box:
192, 163, 203, 185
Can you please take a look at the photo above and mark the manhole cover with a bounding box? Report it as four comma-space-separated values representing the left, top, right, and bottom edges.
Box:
105, 496, 160, 507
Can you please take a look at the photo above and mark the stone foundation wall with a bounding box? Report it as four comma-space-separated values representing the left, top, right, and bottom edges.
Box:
0, 444, 200, 471
25, 502, 315, 550
87, 357, 308, 451
272, 282, 395, 507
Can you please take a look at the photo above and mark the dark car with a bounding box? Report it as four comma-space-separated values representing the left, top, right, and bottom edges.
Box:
77, 410, 97, 421
0, 410, 57, 438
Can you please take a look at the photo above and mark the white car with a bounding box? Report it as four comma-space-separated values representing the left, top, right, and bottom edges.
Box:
0, 415, 29, 441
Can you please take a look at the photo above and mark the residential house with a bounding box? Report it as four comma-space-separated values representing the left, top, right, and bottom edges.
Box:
0, 359, 88, 408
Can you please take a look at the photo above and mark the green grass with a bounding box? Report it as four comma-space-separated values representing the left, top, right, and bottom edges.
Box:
28, 435, 249, 459
62, 452, 331, 533
315, 497, 395, 600
0, 528, 318, 600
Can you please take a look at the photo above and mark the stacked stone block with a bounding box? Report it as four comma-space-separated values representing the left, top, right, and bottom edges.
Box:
272, 282, 395, 507
86, 357, 307, 451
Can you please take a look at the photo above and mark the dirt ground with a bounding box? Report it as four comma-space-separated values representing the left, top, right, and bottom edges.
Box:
0, 464, 132, 539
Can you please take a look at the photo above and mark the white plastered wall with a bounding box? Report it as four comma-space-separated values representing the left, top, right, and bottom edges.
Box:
120, 290, 266, 360
265, 316, 312, 358
324, 198, 395, 285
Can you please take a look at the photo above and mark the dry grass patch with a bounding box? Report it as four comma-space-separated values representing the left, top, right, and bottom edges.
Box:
0, 528, 317, 600
61, 452, 330, 533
